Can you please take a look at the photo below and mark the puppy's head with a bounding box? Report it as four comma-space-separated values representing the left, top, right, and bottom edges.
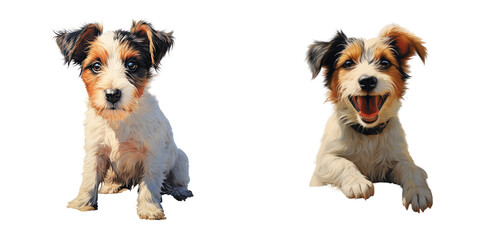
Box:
55, 20, 173, 121
307, 24, 426, 127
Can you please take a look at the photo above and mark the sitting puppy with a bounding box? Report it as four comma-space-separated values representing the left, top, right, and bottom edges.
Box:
307, 24, 432, 212
55, 20, 193, 220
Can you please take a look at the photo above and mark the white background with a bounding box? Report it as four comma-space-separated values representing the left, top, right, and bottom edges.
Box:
1, 0, 479, 239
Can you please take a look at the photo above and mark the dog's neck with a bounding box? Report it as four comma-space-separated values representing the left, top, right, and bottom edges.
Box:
349, 120, 390, 136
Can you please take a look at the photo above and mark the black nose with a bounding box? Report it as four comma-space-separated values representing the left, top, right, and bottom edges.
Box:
358, 76, 377, 92
105, 89, 121, 104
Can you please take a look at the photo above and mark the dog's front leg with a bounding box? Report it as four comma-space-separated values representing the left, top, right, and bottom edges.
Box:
391, 160, 433, 212
311, 154, 374, 199
67, 152, 107, 211
137, 154, 166, 220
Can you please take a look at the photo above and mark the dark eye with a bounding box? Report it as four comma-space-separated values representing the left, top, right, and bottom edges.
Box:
91, 62, 102, 73
126, 61, 138, 72
342, 60, 355, 69
380, 59, 390, 69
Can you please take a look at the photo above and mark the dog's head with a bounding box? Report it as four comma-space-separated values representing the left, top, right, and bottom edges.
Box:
55, 20, 173, 121
307, 24, 426, 127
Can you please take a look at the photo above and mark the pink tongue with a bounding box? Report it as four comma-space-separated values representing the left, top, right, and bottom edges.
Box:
358, 96, 378, 118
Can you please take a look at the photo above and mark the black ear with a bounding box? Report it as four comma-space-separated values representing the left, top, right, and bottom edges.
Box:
55, 23, 103, 66
306, 41, 329, 79
130, 20, 174, 70
306, 31, 349, 87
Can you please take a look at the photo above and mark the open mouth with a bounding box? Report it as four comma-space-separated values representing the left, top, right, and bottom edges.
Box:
349, 93, 389, 123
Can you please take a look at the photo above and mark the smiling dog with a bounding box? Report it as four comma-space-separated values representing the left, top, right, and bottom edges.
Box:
55, 21, 193, 219
307, 24, 432, 212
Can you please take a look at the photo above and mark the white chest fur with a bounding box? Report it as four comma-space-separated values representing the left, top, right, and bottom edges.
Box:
318, 114, 411, 182
84, 92, 176, 180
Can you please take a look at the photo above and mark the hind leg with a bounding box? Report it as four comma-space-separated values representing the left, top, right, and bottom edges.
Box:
99, 167, 128, 194
162, 149, 193, 201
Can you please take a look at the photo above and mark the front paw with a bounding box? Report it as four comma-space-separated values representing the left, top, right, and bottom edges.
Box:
340, 175, 374, 199
402, 186, 433, 212
67, 197, 97, 211
137, 202, 166, 220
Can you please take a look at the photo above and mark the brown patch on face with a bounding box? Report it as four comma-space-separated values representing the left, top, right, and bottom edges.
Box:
336, 40, 363, 69
80, 66, 103, 106
82, 45, 109, 70
116, 40, 149, 98
382, 64, 406, 99
372, 43, 395, 63
81, 71, 97, 101
327, 70, 341, 103
327, 41, 364, 103
118, 41, 140, 61
372, 42, 406, 98
133, 77, 149, 98
80, 40, 110, 116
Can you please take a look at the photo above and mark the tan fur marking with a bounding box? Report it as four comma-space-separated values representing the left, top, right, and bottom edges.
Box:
130, 22, 156, 65
118, 41, 140, 61
114, 139, 146, 184
379, 24, 427, 66
327, 70, 341, 103
373, 44, 406, 98
336, 41, 363, 68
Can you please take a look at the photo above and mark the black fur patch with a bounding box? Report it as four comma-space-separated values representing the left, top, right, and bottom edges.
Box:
124, 59, 150, 89
307, 31, 355, 88
349, 120, 390, 135
113, 31, 152, 87
55, 23, 102, 65
113, 23, 174, 87
130, 20, 174, 70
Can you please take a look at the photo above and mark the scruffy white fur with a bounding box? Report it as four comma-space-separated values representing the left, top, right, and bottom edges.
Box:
310, 114, 432, 211
308, 25, 432, 212
56, 21, 192, 220
67, 91, 191, 219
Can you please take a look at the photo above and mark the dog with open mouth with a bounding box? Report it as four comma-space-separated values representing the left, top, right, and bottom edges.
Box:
307, 24, 432, 212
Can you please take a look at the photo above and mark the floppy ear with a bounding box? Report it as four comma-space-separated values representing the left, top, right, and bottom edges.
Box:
55, 23, 103, 65
306, 31, 349, 87
130, 20, 174, 69
380, 24, 427, 65
306, 41, 329, 79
